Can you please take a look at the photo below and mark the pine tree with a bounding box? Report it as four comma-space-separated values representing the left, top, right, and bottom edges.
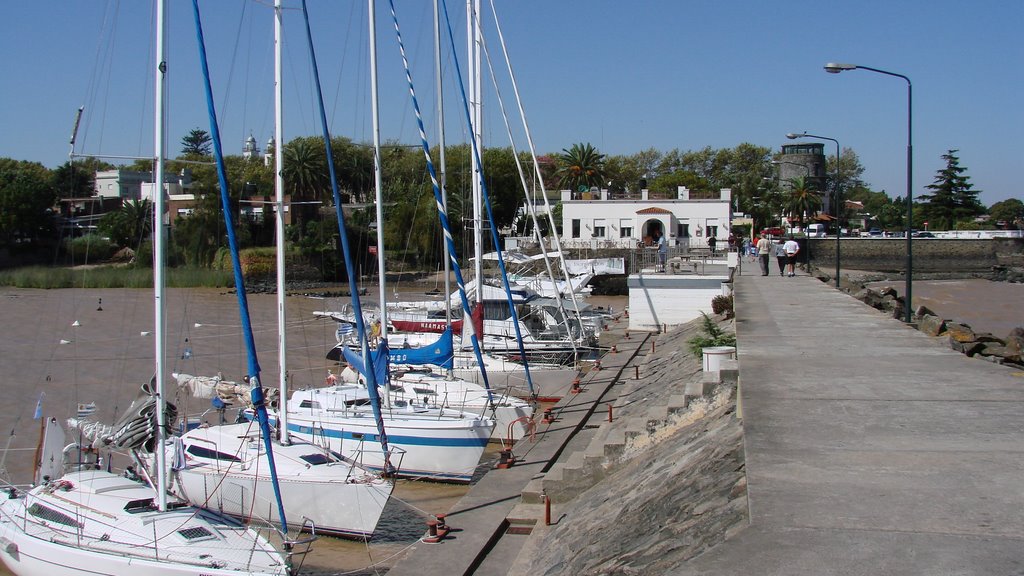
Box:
919, 150, 984, 230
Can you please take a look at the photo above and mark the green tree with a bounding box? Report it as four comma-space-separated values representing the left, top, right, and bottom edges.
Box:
989, 198, 1024, 229
99, 198, 152, 249
0, 158, 58, 245
782, 176, 822, 225
283, 137, 328, 232
181, 128, 213, 157
918, 150, 984, 230
52, 157, 113, 198
556, 143, 606, 192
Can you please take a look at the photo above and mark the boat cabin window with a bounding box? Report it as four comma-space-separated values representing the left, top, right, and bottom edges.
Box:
28, 503, 82, 528
124, 498, 158, 513
177, 526, 216, 541
299, 453, 332, 466
186, 445, 242, 462
299, 400, 321, 409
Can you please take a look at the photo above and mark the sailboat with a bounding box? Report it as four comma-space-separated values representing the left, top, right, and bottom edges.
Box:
136, 0, 393, 538
265, 0, 494, 483
0, 2, 290, 574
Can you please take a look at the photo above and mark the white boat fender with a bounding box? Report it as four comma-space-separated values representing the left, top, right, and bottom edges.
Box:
0, 537, 19, 559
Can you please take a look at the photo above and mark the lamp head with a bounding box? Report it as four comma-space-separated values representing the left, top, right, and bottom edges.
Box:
785, 133, 804, 140
824, 62, 857, 74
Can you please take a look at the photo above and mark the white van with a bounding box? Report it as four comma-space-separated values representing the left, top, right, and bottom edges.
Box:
806, 224, 826, 238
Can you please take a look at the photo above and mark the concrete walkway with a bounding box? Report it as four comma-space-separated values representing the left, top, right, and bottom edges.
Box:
679, 260, 1024, 575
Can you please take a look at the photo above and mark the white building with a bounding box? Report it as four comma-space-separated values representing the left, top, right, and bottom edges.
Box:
559, 187, 733, 250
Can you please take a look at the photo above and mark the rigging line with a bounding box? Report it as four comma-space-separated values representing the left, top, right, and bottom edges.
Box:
216, 0, 250, 143
191, 0, 289, 533
385, 0, 494, 405
136, 1, 155, 159
299, 0, 393, 472
439, 0, 536, 395
474, 11, 577, 368
328, 0, 363, 133
97, 1, 124, 165
488, 0, 588, 350
77, 1, 115, 157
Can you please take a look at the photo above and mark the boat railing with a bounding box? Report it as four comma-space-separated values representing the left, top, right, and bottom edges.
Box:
284, 517, 318, 574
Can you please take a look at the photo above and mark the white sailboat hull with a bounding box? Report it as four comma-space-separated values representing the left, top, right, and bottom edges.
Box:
0, 471, 287, 576
157, 423, 392, 538
280, 390, 494, 482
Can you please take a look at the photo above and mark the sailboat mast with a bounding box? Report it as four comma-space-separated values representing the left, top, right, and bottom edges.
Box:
468, 0, 483, 303
369, 0, 387, 346
274, 0, 289, 444
152, 0, 169, 511
435, 0, 451, 333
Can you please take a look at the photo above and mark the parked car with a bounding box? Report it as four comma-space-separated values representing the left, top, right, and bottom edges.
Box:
867, 228, 883, 237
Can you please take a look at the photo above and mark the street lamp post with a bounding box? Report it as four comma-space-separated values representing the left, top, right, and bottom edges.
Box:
786, 132, 841, 288
825, 62, 912, 322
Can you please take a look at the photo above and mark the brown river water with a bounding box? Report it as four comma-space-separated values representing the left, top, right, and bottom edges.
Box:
0, 287, 494, 574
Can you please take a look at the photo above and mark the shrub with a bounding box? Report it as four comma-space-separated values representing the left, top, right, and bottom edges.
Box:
711, 294, 734, 318
687, 312, 737, 358
64, 234, 116, 264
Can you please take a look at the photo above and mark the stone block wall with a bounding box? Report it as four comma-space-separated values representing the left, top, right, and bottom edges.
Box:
807, 238, 1023, 272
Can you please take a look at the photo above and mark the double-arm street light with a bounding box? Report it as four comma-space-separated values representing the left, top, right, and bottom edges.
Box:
824, 62, 913, 322
786, 132, 841, 288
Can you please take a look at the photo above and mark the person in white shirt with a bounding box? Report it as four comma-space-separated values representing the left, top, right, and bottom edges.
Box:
783, 236, 800, 277
755, 235, 772, 276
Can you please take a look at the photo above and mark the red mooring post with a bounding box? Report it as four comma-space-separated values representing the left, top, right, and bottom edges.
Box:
635, 365, 640, 380
607, 404, 613, 422
544, 495, 551, 526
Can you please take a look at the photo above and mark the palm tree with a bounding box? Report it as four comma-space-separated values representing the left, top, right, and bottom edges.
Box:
99, 198, 152, 249
283, 137, 328, 231
783, 176, 822, 226
556, 143, 606, 192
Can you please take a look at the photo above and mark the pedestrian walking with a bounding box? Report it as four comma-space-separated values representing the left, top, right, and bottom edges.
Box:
756, 235, 772, 276
774, 237, 788, 276
707, 235, 717, 255
783, 236, 800, 277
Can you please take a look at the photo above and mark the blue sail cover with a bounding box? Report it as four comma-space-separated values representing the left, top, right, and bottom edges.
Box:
341, 340, 390, 387
389, 328, 454, 370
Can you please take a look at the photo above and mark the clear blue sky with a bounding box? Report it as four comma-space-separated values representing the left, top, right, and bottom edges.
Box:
3, 0, 1021, 205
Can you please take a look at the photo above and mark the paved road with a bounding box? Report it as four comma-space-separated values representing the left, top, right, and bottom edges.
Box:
677, 263, 1024, 575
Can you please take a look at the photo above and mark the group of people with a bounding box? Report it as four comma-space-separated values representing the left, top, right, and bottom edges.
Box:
755, 235, 800, 277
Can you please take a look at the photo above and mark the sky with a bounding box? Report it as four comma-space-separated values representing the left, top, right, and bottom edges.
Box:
2, 0, 1022, 206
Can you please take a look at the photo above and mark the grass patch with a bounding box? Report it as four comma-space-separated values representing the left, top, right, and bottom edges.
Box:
0, 266, 235, 289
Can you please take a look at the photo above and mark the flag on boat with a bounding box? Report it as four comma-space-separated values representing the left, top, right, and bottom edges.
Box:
77, 402, 97, 418
336, 322, 355, 341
